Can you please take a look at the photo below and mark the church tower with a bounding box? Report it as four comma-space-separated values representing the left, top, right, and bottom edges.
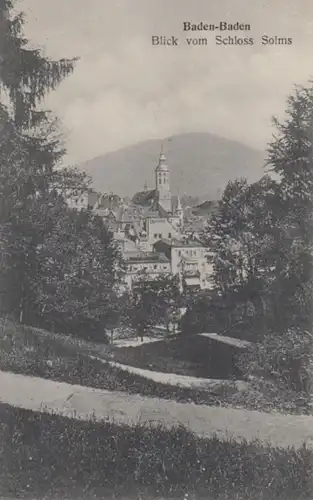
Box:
155, 150, 172, 212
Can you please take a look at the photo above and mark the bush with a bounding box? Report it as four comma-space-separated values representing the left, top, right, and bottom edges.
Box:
0, 403, 312, 499
238, 328, 313, 393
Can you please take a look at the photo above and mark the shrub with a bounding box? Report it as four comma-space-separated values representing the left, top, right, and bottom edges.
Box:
237, 328, 313, 393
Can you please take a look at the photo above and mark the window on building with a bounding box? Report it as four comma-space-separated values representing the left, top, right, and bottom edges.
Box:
159, 233, 162, 238
178, 250, 181, 256
153, 265, 157, 270
154, 233, 158, 238
168, 233, 172, 238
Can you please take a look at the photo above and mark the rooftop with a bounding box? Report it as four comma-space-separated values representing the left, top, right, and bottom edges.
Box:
132, 189, 156, 206
125, 252, 170, 264
158, 238, 204, 248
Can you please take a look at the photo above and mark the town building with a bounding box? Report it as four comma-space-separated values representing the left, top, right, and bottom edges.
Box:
123, 251, 171, 290
66, 190, 101, 212
154, 238, 214, 290
67, 149, 213, 291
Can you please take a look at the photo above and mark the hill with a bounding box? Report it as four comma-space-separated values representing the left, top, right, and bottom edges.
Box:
78, 133, 266, 199
192, 200, 219, 216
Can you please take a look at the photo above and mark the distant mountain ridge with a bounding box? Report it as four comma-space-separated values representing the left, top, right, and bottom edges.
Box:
78, 133, 266, 200
192, 200, 219, 216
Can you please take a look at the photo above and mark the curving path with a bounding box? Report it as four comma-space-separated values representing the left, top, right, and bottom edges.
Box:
0, 369, 313, 449
91, 355, 248, 391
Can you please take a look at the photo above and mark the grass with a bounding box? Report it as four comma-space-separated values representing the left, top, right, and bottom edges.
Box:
0, 318, 311, 415
0, 318, 242, 406
111, 334, 244, 379
0, 403, 312, 500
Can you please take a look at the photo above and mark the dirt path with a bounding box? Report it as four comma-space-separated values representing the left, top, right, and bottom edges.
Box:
0, 369, 313, 449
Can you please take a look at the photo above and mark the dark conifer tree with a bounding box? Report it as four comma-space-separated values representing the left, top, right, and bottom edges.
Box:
0, 1, 121, 337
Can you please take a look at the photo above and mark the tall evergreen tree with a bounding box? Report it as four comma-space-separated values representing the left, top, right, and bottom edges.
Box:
0, 1, 86, 322
0, 0, 76, 128
266, 83, 313, 331
0, 1, 111, 331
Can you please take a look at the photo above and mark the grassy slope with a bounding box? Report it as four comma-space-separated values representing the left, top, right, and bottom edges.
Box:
106, 336, 313, 415
0, 403, 312, 500
0, 319, 240, 407
110, 335, 243, 379
0, 318, 311, 414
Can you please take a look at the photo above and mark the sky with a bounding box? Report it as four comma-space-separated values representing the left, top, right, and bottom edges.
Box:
18, 0, 313, 165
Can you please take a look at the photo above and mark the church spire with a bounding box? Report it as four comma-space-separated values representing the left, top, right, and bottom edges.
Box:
155, 148, 171, 212
156, 146, 168, 172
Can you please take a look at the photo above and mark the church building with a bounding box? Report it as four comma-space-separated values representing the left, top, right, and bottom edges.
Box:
155, 150, 172, 212
132, 150, 183, 225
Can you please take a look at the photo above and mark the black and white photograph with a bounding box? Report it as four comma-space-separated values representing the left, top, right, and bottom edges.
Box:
0, 0, 313, 499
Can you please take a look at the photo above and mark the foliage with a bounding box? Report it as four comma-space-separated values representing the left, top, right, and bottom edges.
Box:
32, 209, 122, 338
0, 2, 121, 337
238, 328, 313, 394
183, 82, 313, 400
128, 273, 182, 338
181, 291, 226, 334
0, 0, 76, 128
265, 84, 313, 332
202, 83, 313, 331
204, 175, 278, 335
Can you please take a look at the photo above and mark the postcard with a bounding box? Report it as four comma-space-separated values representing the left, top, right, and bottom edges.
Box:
0, 1, 312, 499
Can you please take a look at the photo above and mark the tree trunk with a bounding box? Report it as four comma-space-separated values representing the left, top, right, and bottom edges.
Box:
19, 305, 23, 324
19, 285, 24, 324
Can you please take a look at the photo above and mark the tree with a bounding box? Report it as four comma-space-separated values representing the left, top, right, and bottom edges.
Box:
204, 175, 277, 337
0, 1, 76, 128
128, 273, 181, 340
181, 290, 225, 335
181, 82, 313, 395
29, 208, 123, 340
204, 81, 313, 336
0, 1, 90, 324
266, 82, 313, 332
